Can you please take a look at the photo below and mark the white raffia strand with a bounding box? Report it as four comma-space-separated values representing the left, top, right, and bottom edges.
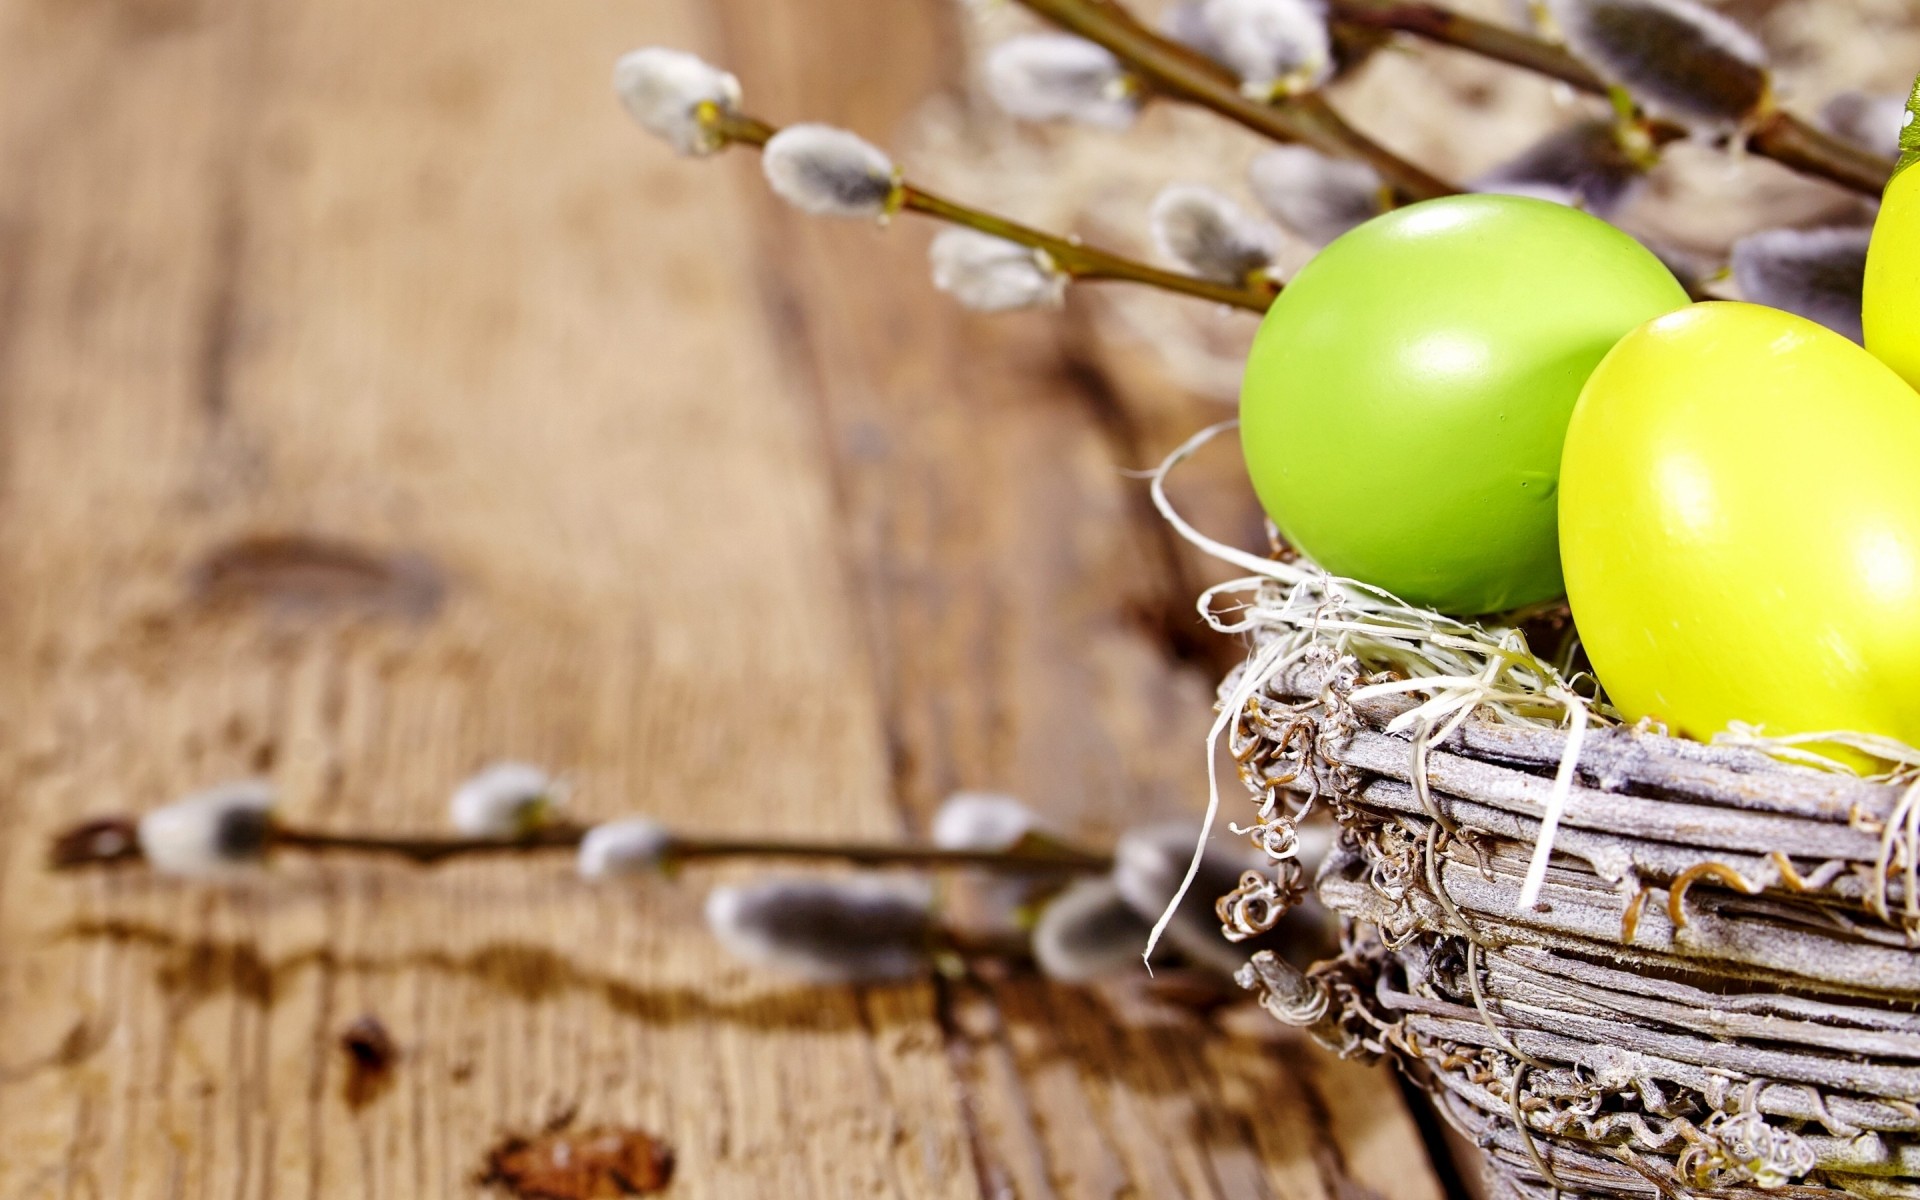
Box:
1715, 724, 1920, 776
1518, 695, 1586, 912
1143, 628, 1295, 964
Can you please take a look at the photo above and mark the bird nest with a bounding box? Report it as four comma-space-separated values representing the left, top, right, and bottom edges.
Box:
1153, 427, 1920, 1199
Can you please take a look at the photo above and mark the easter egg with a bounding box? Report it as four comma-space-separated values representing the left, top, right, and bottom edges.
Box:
1239, 194, 1688, 614
1560, 301, 1920, 752
1863, 76, 1920, 389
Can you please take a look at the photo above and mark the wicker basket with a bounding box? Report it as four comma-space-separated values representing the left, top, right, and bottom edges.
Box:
1221, 643, 1920, 1200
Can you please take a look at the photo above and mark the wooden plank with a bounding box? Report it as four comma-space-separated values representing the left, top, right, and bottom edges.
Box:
710, 3, 1448, 1196
0, 0, 977, 1195
0, 0, 1451, 1194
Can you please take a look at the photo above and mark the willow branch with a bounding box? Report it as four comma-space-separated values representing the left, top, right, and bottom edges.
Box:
1749, 112, 1892, 197
903, 187, 1277, 307
709, 109, 1278, 311
1324, 0, 1891, 197
282, 826, 1114, 872
49, 815, 1115, 874
1013, 0, 1459, 202
1329, 0, 1604, 90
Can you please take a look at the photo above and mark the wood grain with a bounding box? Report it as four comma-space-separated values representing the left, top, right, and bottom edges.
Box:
0, 0, 1448, 1194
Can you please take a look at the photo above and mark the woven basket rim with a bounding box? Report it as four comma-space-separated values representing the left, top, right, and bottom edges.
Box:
1224, 645, 1920, 1200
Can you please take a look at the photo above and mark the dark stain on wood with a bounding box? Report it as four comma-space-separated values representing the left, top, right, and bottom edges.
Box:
56, 921, 875, 1034
480, 1124, 675, 1198
0, 1014, 114, 1084
188, 533, 446, 621
339, 1013, 398, 1111
155, 931, 276, 1009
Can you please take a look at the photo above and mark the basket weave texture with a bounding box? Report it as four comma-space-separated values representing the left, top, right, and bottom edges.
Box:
1223, 645, 1920, 1200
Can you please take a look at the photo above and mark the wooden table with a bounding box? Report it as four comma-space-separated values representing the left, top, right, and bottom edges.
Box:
0, 0, 1449, 1194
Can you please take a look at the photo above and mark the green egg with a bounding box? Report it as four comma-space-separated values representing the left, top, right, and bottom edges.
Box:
1239, 193, 1688, 614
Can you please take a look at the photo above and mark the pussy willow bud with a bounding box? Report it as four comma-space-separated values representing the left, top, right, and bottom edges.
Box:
448, 762, 564, 840
1114, 822, 1264, 975
1149, 184, 1279, 286
1198, 0, 1333, 99
1730, 226, 1871, 344
761, 125, 902, 219
1544, 0, 1769, 130
704, 877, 934, 984
985, 35, 1141, 130
931, 792, 1040, 850
1474, 120, 1648, 218
1821, 92, 1907, 163
1031, 878, 1155, 982
139, 781, 276, 876
577, 817, 674, 879
612, 48, 743, 156
1247, 146, 1382, 246
932, 791, 1065, 933
928, 230, 1068, 312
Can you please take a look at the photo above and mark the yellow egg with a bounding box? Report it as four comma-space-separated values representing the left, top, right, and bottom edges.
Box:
1864, 76, 1920, 389
1560, 302, 1920, 755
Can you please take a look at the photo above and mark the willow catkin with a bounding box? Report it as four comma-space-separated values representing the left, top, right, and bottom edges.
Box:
138, 781, 276, 876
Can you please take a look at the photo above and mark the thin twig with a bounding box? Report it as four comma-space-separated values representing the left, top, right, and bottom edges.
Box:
1012, 0, 1459, 202
1324, 0, 1891, 196
1331, 0, 1603, 89
272, 825, 588, 864
50, 817, 1115, 874
903, 186, 1274, 308
671, 835, 1110, 872
706, 108, 1278, 311
1749, 109, 1893, 197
